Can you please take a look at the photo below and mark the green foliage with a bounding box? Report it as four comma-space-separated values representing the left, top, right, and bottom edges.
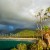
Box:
30, 43, 38, 50
10, 47, 17, 50
38, 39, 47, 50
43, 25, 49, 30
38, 40, 43, 50
17, 43, 27, 50
46, 7, 50, 12
16, 30, 36, 38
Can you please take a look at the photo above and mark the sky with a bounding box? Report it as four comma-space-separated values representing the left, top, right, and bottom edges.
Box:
0, 0, 50, 31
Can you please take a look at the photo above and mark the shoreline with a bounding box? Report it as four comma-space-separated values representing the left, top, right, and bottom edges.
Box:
0, 38, 38, 41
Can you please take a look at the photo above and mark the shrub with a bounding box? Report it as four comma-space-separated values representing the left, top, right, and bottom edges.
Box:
17, 43, 27, 50
10, 47, 17, 50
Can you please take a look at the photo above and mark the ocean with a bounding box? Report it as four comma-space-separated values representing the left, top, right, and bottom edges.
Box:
0, 39, 32, 50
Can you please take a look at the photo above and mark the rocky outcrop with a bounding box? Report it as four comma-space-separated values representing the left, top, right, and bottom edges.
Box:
43, 30, 50, 46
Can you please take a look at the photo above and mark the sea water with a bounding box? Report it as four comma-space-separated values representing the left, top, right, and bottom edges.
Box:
0, 39, 32, 50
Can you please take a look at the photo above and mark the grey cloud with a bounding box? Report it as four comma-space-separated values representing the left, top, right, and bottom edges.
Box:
0, 0, 50, 28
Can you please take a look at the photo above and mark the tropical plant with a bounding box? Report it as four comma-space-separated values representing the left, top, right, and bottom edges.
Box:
46, 7, 50, 13
30, 43, 38, 50
43, 25, 49, 31
17, 43, 27, 50
38, 39, 47, 50
10, 47, 17, 50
